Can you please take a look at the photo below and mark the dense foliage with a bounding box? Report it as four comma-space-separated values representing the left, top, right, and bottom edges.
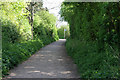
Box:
61, 2, 119, 78
0, 2, 31, 41
57, 25, 70, 39
33, 10, 59, 43
1, 2, 59, 76
2, 40, 44, 76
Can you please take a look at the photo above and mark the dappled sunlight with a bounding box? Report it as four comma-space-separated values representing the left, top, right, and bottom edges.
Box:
5, 38, 81, 78
27, 70, 41, 73
41, 72, 56, 76
4, 38, 81, 78
9, 73, 16, 77
9, 71, 72, 77
33, 54, 45, 59
57, 58, 63, 61
40, 50, 53, 53
24, 66, 35, 69
35, 54, 45, 57
39, 55, 44, 57
60, 71, 71, 74
39, 50, 60, 54
48, 59, 52, 62
27, 70, 57, 77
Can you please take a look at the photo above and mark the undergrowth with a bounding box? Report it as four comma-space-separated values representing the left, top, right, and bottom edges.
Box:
1, 3, 59, 76
66, 38, 119, 78
2, 38, 56, 76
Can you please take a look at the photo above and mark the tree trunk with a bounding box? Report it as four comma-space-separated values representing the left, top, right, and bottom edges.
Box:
30, 2, 34, 39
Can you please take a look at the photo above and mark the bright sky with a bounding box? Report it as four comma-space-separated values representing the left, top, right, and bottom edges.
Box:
43, 0, 68, 27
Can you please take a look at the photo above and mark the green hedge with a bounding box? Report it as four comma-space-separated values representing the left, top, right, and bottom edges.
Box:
66, 38, 119, 78
61, 2, 119, 78
1, 19, 21, 43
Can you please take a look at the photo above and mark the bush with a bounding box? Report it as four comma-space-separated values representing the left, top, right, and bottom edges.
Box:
1, 3, 59, 77
0, 2, 32, 42
57, 25, 70, 39
66, 38, 119, 78
61, 2, 119, 78
2, 39, 43, 76
33, 10, 59, 41
1, 18, 21, 43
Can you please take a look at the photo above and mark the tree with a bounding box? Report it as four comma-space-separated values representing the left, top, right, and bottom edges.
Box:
26, 1, 43, 39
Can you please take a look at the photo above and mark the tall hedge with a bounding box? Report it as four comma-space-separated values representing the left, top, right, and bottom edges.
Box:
61, 2, 119, 78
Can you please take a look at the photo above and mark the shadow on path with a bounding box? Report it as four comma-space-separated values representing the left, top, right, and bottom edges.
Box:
7, 39, 80, 79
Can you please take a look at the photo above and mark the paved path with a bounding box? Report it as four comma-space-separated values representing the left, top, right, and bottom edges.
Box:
7, 39, 80, 79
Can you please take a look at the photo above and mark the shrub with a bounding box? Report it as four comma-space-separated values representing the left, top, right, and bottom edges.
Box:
57, 25, 70, 39
61, 2, 119, 78
1, 3, 59, 77
33, 10, 59, 41
2, 39, 43, 76
66, 38, 119, 78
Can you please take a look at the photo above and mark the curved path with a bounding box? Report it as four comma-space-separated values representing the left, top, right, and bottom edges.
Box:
7, 39, 80, 79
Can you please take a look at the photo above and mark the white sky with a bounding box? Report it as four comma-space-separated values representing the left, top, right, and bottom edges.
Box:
43, 0, 68, 27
